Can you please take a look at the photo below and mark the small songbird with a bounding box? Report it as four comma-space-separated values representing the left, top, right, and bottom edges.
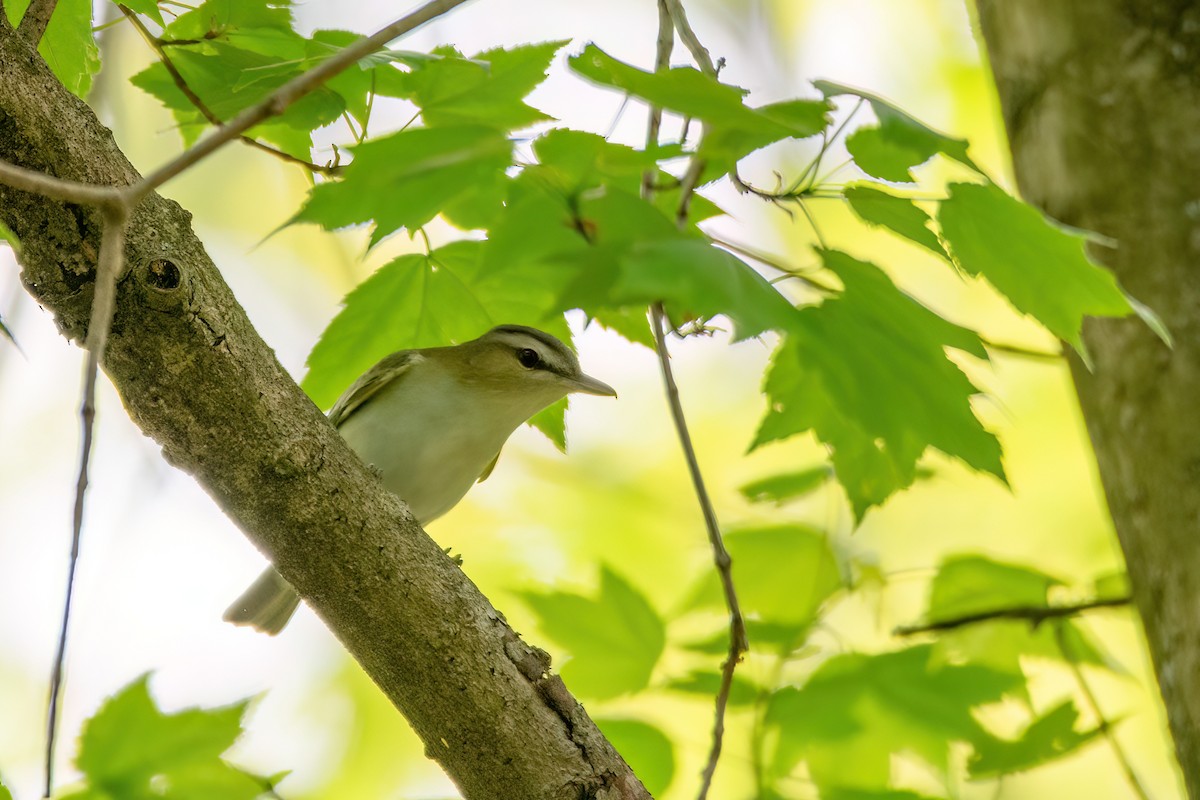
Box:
223, 324, 617, 634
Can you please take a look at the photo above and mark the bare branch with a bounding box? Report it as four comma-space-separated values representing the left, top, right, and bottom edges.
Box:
0, 159, 123, 205
893, 596, 1132, 637
44, 205, 128, 799
663, 0, 716, 76
18, 0, 56, 44
640, 4, 746, 797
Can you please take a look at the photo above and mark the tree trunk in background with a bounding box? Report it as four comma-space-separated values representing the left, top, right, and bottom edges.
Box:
977, 2, 1200, 794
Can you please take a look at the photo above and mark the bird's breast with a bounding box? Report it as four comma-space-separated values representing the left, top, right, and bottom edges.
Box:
335, 368, 514, 525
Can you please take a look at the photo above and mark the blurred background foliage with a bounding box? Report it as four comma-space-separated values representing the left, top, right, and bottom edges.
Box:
0, 0, 1183, 798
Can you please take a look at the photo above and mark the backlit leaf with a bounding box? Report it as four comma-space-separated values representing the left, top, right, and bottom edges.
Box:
399, 41, 567, 130
938, 181, 1142, 358
6, 0, 99, 98
844, 184, 949, 260
521, 566, 665, 699
815, 80, 978, 182
594, 719, 675, 796
290, 125, 512, 244
766, 645, 1020, 790
753, 249, 1001, 519
969, 701, 1103, 778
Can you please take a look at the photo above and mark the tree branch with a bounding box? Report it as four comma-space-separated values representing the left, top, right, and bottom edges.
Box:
0, 3, 650, 797
17, 0, 55, 44
893, 596, 1132, 636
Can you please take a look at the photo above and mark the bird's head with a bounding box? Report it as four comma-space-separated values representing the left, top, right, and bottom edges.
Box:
458, 325, 617, 408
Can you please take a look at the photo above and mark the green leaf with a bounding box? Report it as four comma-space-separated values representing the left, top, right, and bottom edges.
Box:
0, 780, 11, 800
938, 181, 1144, 357
921, 557, 1121, 680
594, 719, 675, 796
163, 0, 294, 40
301, 241, 569, 411
570, 45, 829, 176
6, 0, 100, 98
822, 790, 947, 800
291, 125, 512, 245
699, 98, 832, 177
928, 555, 1059, 621
844, 184, 949, 260
1093, 570, 1131, 600
753, 249, 1001, 520
590, 307, 655, 349
399, 41, 567, 130
968, 701, 1103, 778
521, 566, 665, 700
687, 525, 842, 632
815, 80, 978, 182
531, 129, 682, 197
130, 43, 343, 158
664, 671, 761, 707
738, 465, 833, 505
613, 239, 798, 340
76, 675, 260, 798
0, 219, 18, 255
570, 44, 756, 126
119, 0, 164, 25
766, 645, 1021, 790
529, 397, 567, 452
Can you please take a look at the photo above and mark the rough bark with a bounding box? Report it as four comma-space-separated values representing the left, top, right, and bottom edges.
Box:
977, 2, 1200, 793
0, 15, 649, 800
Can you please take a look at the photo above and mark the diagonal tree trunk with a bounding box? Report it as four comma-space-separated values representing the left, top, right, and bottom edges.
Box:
977, 2, 1200, 794
0, 13, 647, 800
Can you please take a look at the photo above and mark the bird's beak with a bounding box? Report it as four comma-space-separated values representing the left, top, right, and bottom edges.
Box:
568, 372, 618, 397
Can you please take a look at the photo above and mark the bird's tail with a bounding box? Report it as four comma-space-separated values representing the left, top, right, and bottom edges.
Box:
223, 566, 301, 635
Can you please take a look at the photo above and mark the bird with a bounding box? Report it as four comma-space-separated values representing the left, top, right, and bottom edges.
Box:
223, 324, 617, 634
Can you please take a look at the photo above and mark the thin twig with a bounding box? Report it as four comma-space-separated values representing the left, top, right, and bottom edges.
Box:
118, 5, 338, 176
664, 0, 717, 75
44, 205, 128, 799
18, 0, 56, 44
1054, 622, 1151, 800
648, 5, 747, 797
893, 595, 1132, 636
0, 159, 124, 204
653, 303, 748, 799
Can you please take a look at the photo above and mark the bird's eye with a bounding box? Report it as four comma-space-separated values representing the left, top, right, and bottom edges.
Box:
517, 348, 540, 369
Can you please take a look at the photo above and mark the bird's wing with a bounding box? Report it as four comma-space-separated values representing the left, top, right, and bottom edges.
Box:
477, 450, 501, 483
328, 351, 423, 428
